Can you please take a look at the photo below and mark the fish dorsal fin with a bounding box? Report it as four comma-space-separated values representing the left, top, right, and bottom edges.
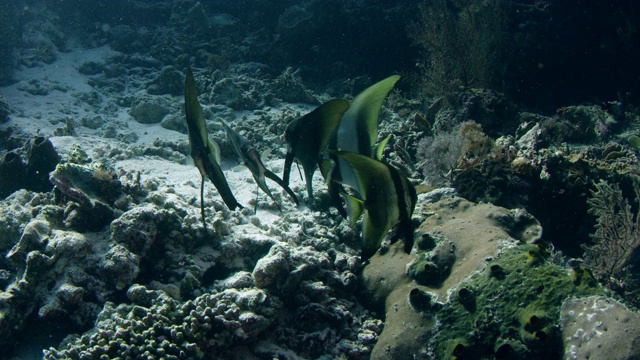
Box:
218, 117, 246, 163
208, 137, 222, 165
336, 75, 400, 156
284, 99, 350, 199
185, 68, 209, 148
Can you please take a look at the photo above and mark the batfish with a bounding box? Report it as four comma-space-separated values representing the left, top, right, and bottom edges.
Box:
219, 118, 298, 211
184, 67, 242, 227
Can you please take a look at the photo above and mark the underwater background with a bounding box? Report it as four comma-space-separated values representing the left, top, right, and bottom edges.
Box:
1, 0, 640, 359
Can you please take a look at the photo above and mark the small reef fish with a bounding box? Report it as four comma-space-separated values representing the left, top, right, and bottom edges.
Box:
282, 98, 350, 201
218, 118, 299, 211
184, 67, 243, 227
327, 149, 417, 260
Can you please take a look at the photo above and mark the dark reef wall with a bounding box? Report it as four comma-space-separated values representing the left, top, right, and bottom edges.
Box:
0, 1, 26, 85
504, 0, 640, 112
5, 0, 638, 110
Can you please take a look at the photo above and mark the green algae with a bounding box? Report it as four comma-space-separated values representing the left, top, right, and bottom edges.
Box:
429, 244, 603, 359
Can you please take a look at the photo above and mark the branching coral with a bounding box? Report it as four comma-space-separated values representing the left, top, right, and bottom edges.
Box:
408, 0, 508, 97
583, 179, 640, 305
43, 286, 281, 360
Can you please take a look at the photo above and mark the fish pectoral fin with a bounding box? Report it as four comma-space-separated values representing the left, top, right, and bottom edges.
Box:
341, 192, 364, 227
362, 212, 392, 261
319, 157, 334, 183
374, 135, 391, 161
260, 148, 272, 160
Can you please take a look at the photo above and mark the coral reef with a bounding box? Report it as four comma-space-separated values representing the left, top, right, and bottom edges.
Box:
0, 154, 378, 359
43, 286, 281, 359
1, 1, 640, 358
36, 209, 378, 359
561, 296, 640, 360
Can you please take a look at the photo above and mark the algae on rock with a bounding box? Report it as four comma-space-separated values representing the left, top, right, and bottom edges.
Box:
362, 196, 603, 359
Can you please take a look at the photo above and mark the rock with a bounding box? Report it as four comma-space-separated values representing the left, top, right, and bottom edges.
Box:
96, 121, 139, 143
50, 162, 123, 206
561, 296, 640, 360
252, 245, 290, 289
148, 65, 183, 96
0, 152, 27, 199
407, 238, 456, 287
0, 136, 60, 198
78, 61, 106, 76
435, 88, 519, 138
272, 67, 319, 105
128, 95, 170, 124
0, 94, 10, 123
2, 214, 115, 348
7, 219, 51, 269
159, 112, 186, 133
127, 284, 168, 307
0, 190, 39, 262
110, 206, 159, 256
211, 77, 261, 110
79, 114, 107, 130
222, 271, 254, 289
415, 197, 542, 300
515, 120, 543, 152
100, 245, 140, 291
555, 105, 618, 143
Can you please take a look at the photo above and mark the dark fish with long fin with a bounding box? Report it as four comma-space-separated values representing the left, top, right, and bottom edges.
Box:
184, 67, 242, 227
325, 75, 400, 196
282, 99, 350, 201
218, 118, 299, 211
327, 149, 417, 260
320, 75, 399, 217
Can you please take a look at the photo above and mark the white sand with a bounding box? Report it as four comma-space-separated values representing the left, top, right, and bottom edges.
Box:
1, 42, 314, 228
